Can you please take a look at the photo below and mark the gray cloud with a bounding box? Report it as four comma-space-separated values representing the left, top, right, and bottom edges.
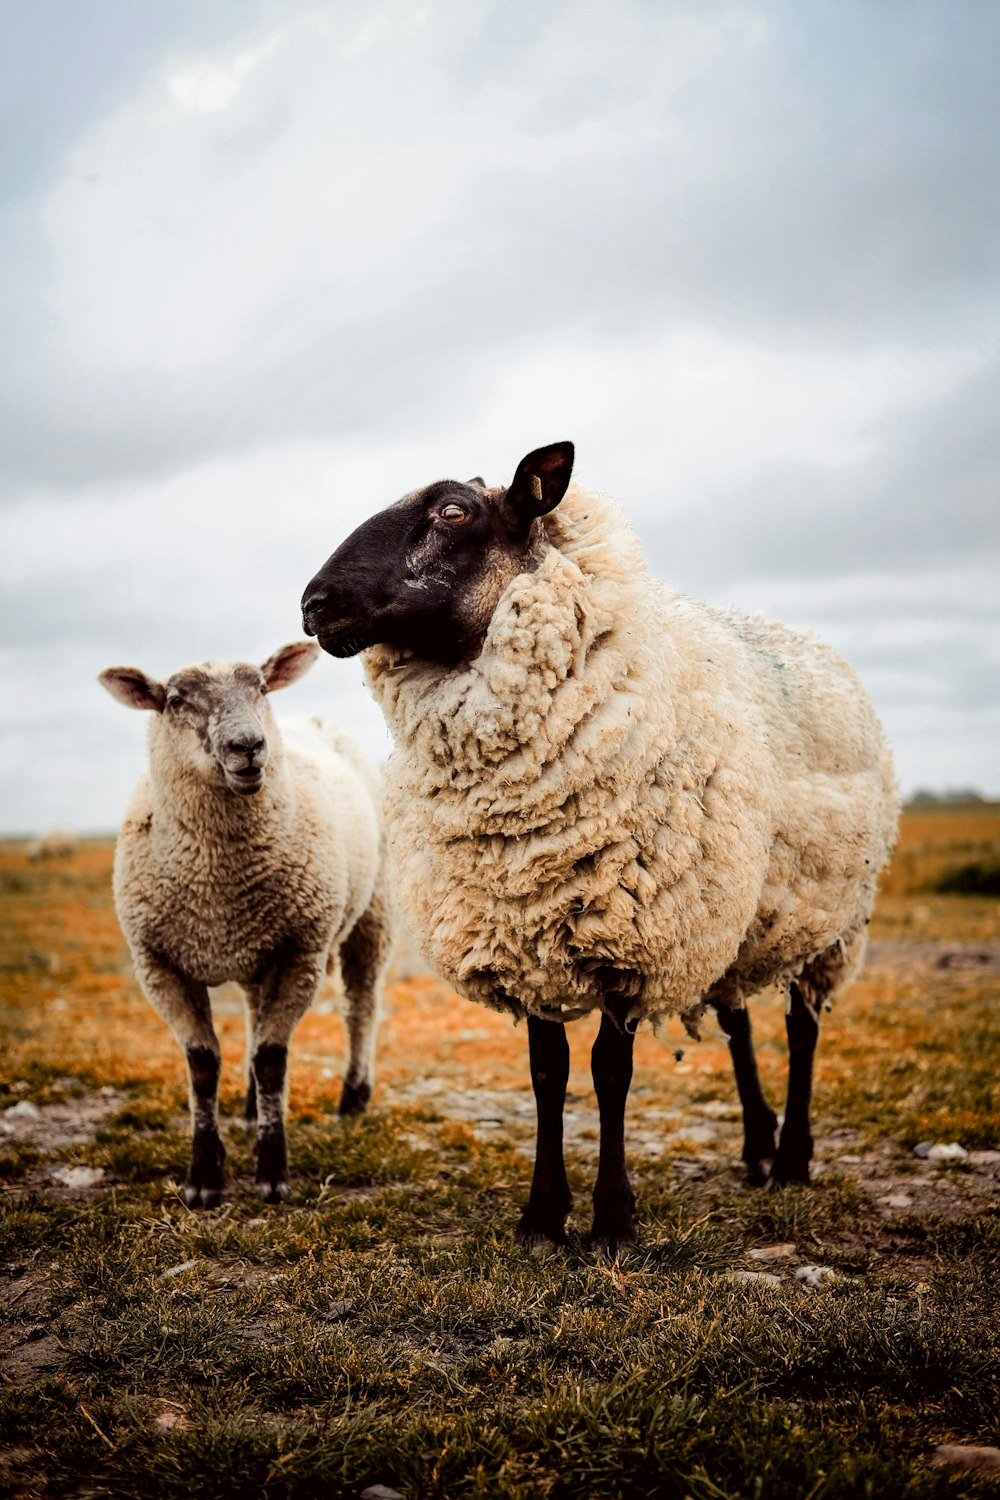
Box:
1, 0, 998, 830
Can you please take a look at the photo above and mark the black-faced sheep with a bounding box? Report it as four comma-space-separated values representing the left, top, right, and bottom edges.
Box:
301, 444, 898, 1251
99, 641, 393, 1206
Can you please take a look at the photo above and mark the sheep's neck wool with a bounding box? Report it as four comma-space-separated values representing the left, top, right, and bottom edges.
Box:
363, 486, 897, 1027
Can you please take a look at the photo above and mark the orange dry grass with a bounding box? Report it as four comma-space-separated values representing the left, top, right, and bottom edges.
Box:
872, 802, 1000, 943
1, 805, 997, 1137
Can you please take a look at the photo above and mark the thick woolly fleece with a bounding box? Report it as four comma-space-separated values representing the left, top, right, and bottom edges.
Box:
114, 712, 387, 996
364, 485, 898, 1030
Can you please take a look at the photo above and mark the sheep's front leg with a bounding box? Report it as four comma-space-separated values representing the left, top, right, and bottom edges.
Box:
133, 950, 225, 1208
337, 888, 393, 1116
771, 982, 820, 1185
250, 949, 325, 1202
516, 1016, 572, 1248
590, 1013, 636, 1253
713, 1001, 779, 1186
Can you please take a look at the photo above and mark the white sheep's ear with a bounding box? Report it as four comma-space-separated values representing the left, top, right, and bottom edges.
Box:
261, 640, 321, 693
98, 666, 166, 712
501, 441, 575, 535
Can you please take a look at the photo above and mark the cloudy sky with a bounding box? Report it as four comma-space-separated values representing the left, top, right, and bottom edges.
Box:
2, 0, 998, 833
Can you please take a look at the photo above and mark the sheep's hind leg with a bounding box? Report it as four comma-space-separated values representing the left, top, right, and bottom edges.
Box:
713, 1001, 779, 1186
590, 1012, 636, 1254
337, 891, 393, 1117
516, 1015, 572, 1249
771, 980, 820, 1185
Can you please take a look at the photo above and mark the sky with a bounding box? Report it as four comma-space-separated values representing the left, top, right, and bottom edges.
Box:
2, 0, 998, 834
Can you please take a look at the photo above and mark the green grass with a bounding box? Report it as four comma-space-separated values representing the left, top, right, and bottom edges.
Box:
2, 1109, 999, 1498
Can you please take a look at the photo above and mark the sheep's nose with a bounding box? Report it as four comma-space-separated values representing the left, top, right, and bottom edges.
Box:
225, 736, 265, 761
301, 592, 326, 637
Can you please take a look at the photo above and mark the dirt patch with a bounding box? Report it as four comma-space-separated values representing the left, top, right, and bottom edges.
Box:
1, 1087, 125, 1152
866, 939, 1000, 974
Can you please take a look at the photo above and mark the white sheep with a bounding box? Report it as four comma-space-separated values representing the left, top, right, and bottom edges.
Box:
301, 442, 899, 1251
26, 828, 78, 861
99, 641, 393, 1206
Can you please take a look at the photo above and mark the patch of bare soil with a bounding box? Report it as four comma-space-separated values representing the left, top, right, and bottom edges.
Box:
866, 939, 1000, 974
1, 1087, 124, 1153
0, 1267, 67, 1388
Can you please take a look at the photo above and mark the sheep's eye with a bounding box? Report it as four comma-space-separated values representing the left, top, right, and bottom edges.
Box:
438, 503, 468, 524
167, 696, 185, 713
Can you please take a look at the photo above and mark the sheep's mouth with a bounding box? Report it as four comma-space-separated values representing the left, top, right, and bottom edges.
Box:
315, 626, 370, 659
225, 766, 265, 795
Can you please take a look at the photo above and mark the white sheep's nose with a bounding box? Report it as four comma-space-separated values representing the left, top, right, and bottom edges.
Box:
224, 735, 265, 762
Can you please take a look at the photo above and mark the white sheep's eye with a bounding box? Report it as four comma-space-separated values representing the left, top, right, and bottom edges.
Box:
166, 696, 185, 712
438, 503, 468, 523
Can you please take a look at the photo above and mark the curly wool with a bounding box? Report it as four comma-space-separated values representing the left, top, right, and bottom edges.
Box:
364, 486, 899, 1029
114, 715, 384, 990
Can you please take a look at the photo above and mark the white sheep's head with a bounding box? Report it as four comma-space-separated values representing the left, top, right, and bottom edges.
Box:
301, 440, 575, 665
98, 642, 320, 795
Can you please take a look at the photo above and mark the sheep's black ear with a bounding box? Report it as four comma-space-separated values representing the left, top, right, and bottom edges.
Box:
466, 476, 486, 489
98, 667, 166, 712
261, 640, 320, 692
501, 441, 575, 535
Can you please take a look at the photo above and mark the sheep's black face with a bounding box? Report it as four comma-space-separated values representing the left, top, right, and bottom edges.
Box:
301, 441, 574, 665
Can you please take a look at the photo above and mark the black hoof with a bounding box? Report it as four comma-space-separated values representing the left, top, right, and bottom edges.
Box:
515, 1206, 569, 1251
743, 1156, 774, 1188
771, 1156, 811, 1186
255, 1178, 289, 1204
185, 1131, 225, 1209
184, 1182, 223, 1210
254, 1126, 288, 1204
589, 1219, 637, 1258
338, 1078, 372, 1117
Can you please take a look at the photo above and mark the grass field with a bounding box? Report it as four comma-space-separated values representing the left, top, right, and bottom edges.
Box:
1, 805, 999, 1498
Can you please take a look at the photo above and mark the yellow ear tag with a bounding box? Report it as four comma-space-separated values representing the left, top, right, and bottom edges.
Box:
530, 473, 543, 501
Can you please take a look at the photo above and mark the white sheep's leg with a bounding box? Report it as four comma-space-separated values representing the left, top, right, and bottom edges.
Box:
250, 950, 325, 1202
516, 1015, 573, 1249
771, 980, 821, 1186
337, 893, 393, 1117
132, 949, 225, 1209
712, 1001, 779, 1186
589, 1012, 636, 1255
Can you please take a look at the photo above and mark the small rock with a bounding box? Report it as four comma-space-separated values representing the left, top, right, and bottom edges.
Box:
928, 1143, 969, 1163
361, 1487, 405, 1500
838, 1154, 862, 1164
795, 1265, 836, 1288
913, 1141, 968, 1162
749, 1243, 796, 1262
50, 1165, 104, 1188
969, 1150, 1000, 1167
724, 1270, 782, 1287
152, 1408, 189, 1434
159, 1259, 199, 1280
4, 1101, 42, 1121
882, 1193, 913, 1209
931, 1444, 1000, 1475
99, 1085, 119, 1098
323, 1299, 354, 1321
